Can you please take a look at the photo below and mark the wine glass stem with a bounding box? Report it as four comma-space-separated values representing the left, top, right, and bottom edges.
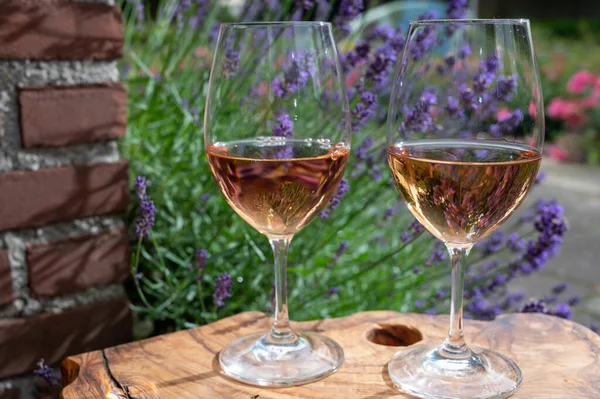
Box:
269, 236, 295, 343
443, 244, 472, 357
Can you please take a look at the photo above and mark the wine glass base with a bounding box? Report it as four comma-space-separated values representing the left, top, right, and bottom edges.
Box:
218, 330, 344, 387
388, 342, 522, 399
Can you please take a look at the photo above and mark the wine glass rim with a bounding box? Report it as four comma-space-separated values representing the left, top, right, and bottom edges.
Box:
220, 21, 332, 28
410, 18, 530, 26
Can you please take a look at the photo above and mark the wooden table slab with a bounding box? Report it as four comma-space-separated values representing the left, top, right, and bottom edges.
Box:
60, 311, 600, 398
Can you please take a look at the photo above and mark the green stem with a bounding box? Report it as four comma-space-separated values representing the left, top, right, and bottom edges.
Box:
150, 231, 169, 273
132, 237, 154, 311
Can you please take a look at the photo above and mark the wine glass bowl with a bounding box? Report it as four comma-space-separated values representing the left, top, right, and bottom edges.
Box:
386, 19, 543, 399
205, 22, 349, 387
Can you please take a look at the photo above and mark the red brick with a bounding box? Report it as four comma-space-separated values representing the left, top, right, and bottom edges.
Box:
19, 84, 127, 149
0, 296, 132, 379
0, 1, 123, 61
27, 228, 130, 298
0, 250, 14, 307
0, 387, 20, 399
0, 161, 129, 232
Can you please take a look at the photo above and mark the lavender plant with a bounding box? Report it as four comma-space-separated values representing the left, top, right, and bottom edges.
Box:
120, 0, 584, 334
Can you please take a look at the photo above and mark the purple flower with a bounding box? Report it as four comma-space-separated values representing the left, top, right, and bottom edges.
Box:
383, 206, 396, 221
328, 240, 349, 268
412, 266, 421, 275
466, 298, 500, 320
425, 241, 447, 266
134, 272, 143, 281
213, 273, 232, 307
489, 109, 524, 138
506, 233, 525, 252
446, 0, 468, 19
351, 91, 377, 132
444, 96, 462, 118
333, 0, 364, 36
136, 200, 156, 237
552, 282, 568, 294
174, 0, 192, 22
320, 178, 350, 219
473, 70, 494, 93
296, 0, 315, 10
355, 136, 374, 160
458, 43, 471, 59
484, 54, 500, 73
272, 114, 295, 137
401, 219, 425, 242
590, 323, 598, 333
369, 165, 383, 182
552, 302, 572, 319
189, 1, 211, 31
134, 176, 149, 201
410, 20, 437, 60
480, 230, 505, 255
366, 45, 397, 85
399, 91, 437, 134
271, 52, 312, 97
390, 28, 406, 52
34, 359, 60, 387
520, 299, 548, 314
535, 171, 547, 185
436, 64, 446, 76
345, 41, 371, 68
134, 176, 156, 237
495, 75, 518, 102
510, 199, 567, 276
336, 241, 349, 257
568, 295, 581, 306
327, 287, 339, 296
459, 84, 478, 111
209, 22, 220, 43
415, 299, 425, 308
366, 24, 394, 42
223, 47, 240, 79
195, 249, 209, 270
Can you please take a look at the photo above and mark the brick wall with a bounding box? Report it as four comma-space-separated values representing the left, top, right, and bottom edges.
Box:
0, 0, 132, 396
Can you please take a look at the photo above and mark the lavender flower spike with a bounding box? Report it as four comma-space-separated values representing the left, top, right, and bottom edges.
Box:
333, 0, 364, 36
134, 175, 156, 237
213, 273, 232, 307
195, 249, 209, 270
272, 114, 295, 137
34, 359, 61, 387
320, 178, 350, 219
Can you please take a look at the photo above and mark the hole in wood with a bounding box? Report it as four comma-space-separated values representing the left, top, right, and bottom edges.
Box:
366, 323, 423, 346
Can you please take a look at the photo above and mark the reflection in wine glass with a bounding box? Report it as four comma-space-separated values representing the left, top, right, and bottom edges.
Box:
386, 19, 544, 399
205, 22, 350, 387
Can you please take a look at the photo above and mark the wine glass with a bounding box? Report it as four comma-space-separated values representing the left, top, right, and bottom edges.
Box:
205, 22, 349, 387
386, 19, 543, 399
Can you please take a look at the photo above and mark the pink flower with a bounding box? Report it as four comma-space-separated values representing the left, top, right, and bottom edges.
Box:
496, 107, 511, 121
528, 101, 537, 118
346, 69, 360, 88
582, 80, 600, 108
547, 145, 570, 161
566, 70, 597, 94
547, 98, 578, 119
547, 98, 586, 127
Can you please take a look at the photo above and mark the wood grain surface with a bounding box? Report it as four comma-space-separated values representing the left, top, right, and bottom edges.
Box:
61, 311, 600, 398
